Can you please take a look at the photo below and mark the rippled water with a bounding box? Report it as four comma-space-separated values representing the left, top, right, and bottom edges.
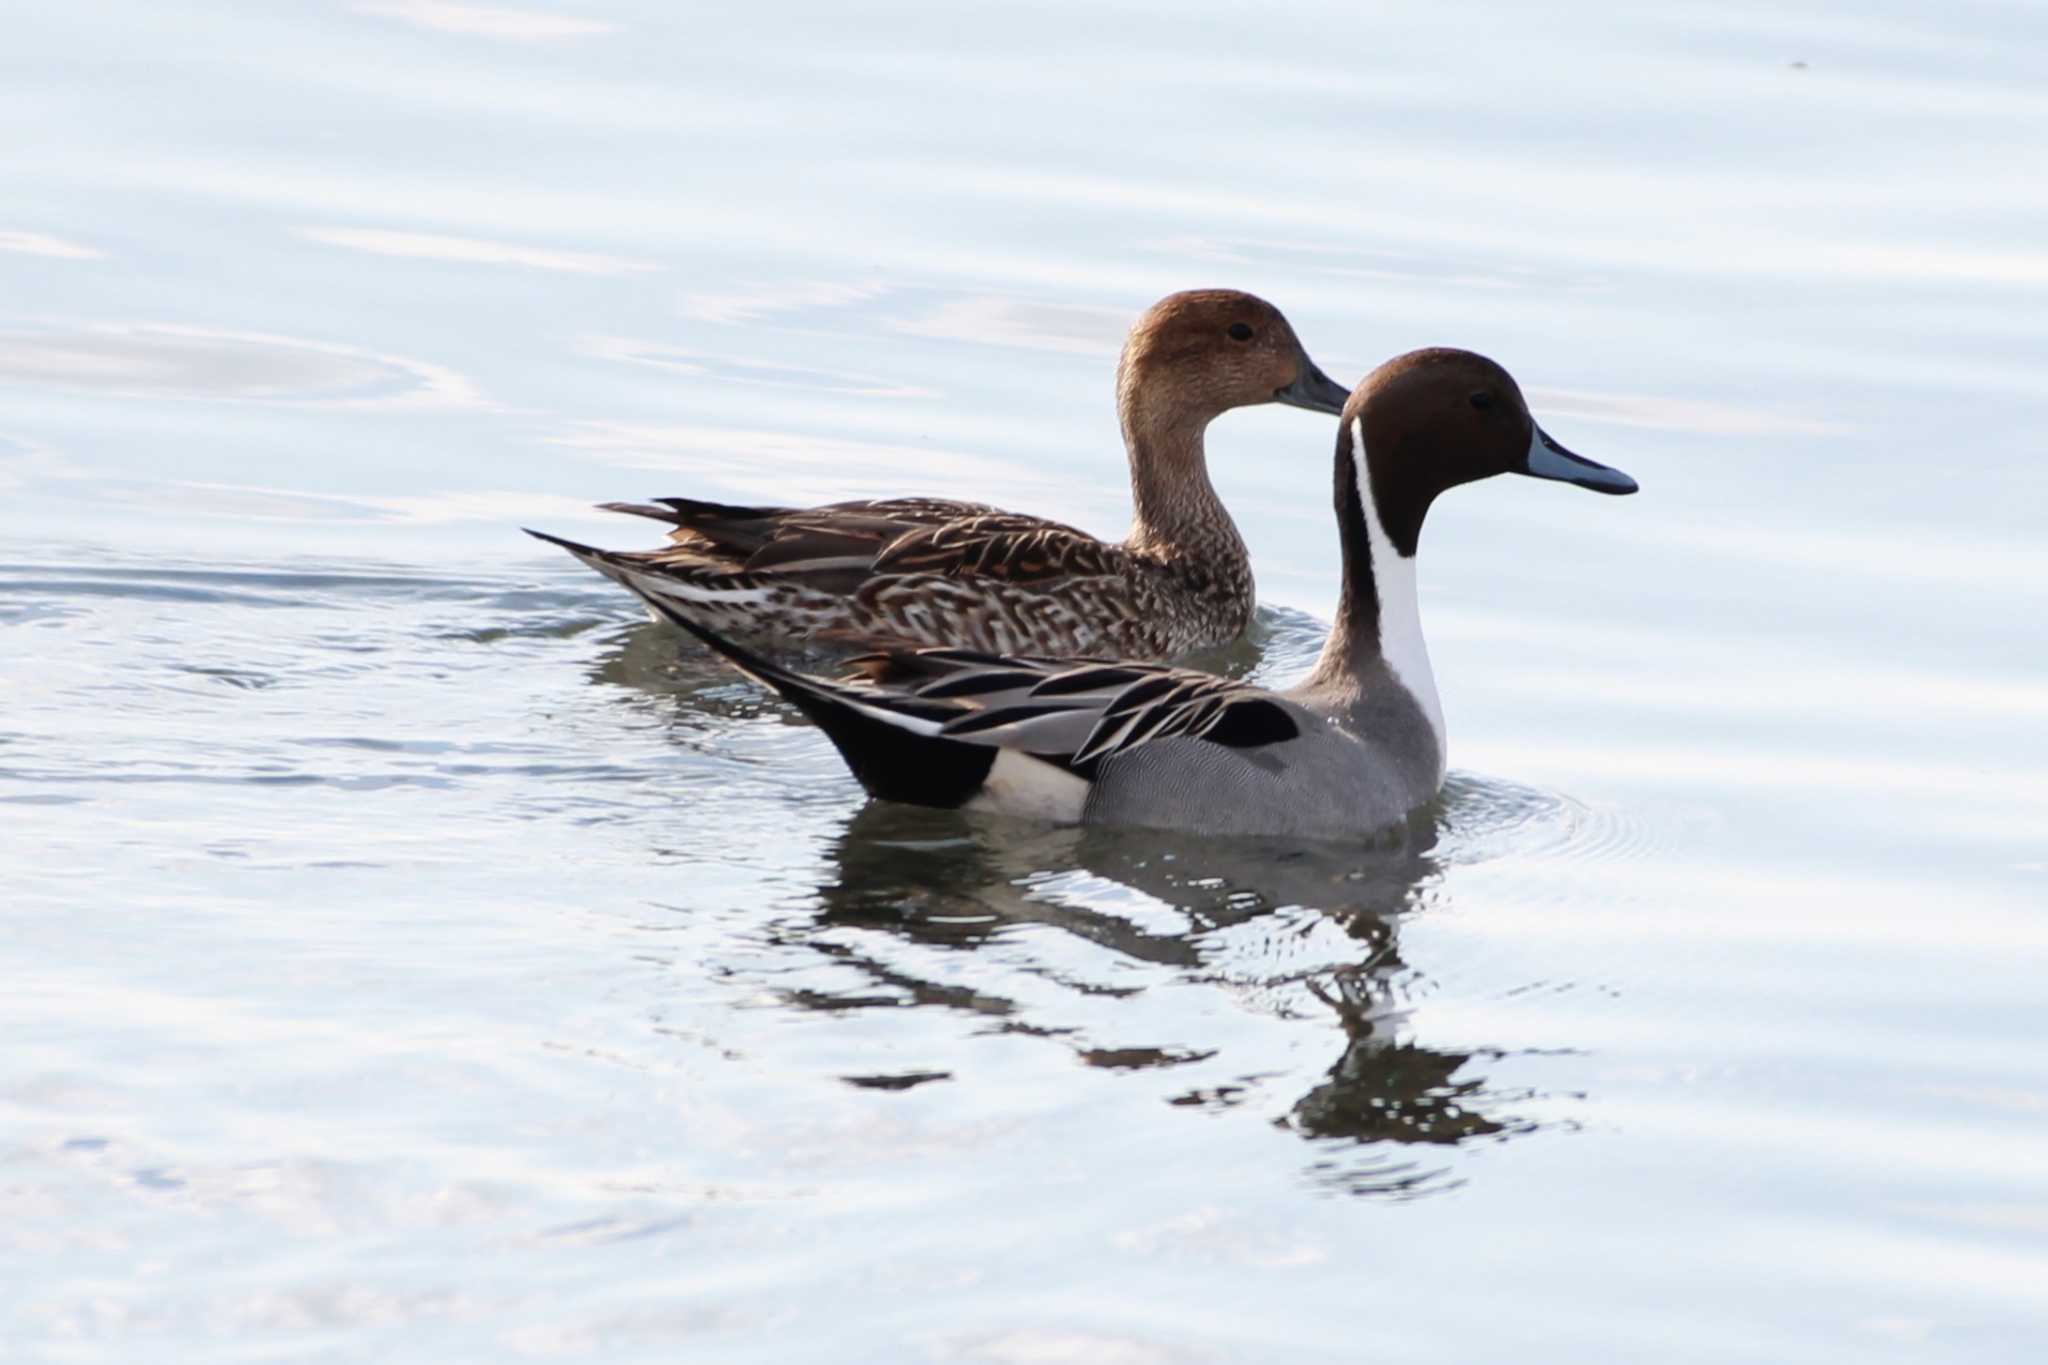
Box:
6, 2, 2048, 1361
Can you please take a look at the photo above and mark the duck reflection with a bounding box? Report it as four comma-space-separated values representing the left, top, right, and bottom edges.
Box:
591, 613, 1555, 1194
803, 801, 1546, 1194
589, 620, 776, 713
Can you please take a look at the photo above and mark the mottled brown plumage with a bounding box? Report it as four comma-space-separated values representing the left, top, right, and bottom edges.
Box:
532, 289, 1348, 660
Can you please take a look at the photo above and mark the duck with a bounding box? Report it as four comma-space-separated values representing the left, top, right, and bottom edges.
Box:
526, 289, 1348, 660
609, 347, 1637, 839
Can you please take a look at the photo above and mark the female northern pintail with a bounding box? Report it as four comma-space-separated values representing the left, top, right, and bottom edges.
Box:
615, 348, 1637, 839
527, 289, 1346, 660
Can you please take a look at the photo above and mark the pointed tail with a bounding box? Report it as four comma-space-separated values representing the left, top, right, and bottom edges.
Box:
522, 526, 645, 590
596, 496, 786, 528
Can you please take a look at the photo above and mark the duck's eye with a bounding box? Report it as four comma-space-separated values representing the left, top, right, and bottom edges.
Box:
1227, 323, 1254, 342
1469, 391, 1494, 412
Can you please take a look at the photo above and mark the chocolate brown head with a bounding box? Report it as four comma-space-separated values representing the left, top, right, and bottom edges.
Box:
1116, 289, 1348, 434
1339, 347, 1637, 557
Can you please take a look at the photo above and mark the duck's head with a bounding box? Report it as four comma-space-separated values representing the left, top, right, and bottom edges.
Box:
1340, 348, 1637, 556
1117, 289, 1349, 430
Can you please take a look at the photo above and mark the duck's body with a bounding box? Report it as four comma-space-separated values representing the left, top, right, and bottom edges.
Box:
530, 290, 1346, 660
613, 348, 1638, 839
1081, 664, 1444, 838
532, 490, 1250, 659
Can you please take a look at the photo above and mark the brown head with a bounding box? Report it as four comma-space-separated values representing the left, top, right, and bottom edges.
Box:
1116, 289, 1348, 437
1338, 347, 1637, 558
1305, 347, 1637, 696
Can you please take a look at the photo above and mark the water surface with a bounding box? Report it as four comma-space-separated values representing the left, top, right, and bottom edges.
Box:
5, 2, 2047, 1361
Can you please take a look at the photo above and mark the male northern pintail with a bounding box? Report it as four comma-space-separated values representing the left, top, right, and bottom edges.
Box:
614, 348, 1637, 839
527, 289, 1346, 660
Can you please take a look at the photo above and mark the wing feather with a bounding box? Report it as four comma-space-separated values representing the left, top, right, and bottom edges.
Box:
613, 496, 1125, 596
1029, 664, 1152, 697
580, 492, 1156, 650
872, 517, 1128, 583
827, 648, 1300, 776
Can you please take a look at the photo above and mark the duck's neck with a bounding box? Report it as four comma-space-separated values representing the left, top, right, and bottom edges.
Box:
1309, 417, 1446, 768
1117, 384, 1245, 566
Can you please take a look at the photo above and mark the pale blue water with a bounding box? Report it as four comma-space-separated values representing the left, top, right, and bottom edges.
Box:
4, 2, 2047, 1361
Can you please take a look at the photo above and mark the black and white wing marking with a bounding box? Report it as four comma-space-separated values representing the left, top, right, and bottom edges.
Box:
606, 579, 1299, 813
848, 655, 1301, 778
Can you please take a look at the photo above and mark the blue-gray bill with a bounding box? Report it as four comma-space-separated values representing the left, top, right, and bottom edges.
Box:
1520, 426, 1639, 494
1274, 359, 1351, 415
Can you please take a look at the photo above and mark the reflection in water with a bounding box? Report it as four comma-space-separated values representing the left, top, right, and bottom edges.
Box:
588, 612, 1569, 1196
1286, 933, 1544, 1198
587, 618, 888, 734
0, 323, 480, 406
581, 336, 936, 400
301, 226, 656, 276
591, 618, 750, 696
810, 802, 1547, 1197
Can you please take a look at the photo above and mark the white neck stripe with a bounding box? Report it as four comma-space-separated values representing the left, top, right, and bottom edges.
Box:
1350, 417, 1446, 775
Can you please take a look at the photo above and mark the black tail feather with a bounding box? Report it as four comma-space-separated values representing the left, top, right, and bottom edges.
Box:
617, 579, 996, 808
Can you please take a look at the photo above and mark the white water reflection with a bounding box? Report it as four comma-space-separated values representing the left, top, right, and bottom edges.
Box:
0, 230, 104, 260
678, 282, 891, 325
0, 324, 483, 407
301, 226, 660, 276
892, 296, 1132, 357
551, 422, 1068, 505
581, 337, 935, 399
353, 2, 619, 42
1528, 387, 1851, 436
